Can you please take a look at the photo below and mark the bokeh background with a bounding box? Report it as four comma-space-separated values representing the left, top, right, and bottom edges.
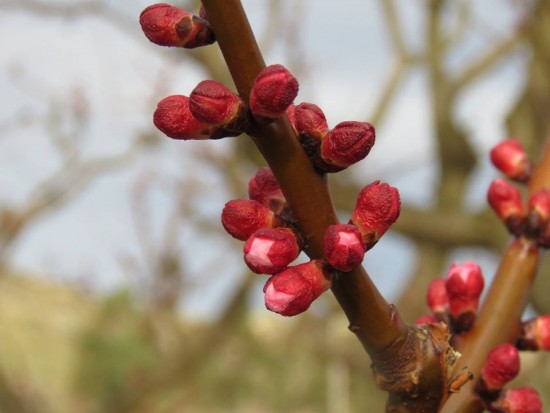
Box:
0, 0, 549, 412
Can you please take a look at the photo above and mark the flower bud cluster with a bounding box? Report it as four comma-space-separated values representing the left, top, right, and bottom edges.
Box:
153, 81, 247, 141
221, 167, 331, 316
141, 6, 402, 317
488, 139, 550, 248
286, 102, 376, 173
150, 64, 299, 141
417, 262, 484, 333
321, 181, 400, 273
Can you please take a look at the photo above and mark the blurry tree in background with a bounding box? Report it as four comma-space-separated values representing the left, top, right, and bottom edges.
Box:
0, 0, 548, 412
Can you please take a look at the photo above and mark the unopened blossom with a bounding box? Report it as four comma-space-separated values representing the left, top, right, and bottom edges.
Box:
140, 3, 215, 48
445, 262, 484, 332
489, 387, 543, 413
249, 64, 299, 120
517, 315, 550, 351
244, 227, 300, 275
487, 179, 524, 235
350, 181, 401, 250
480, 344, 520, 393
323, 224, 366, 272
248, 167, 286, 213
490, 139, 531, 182
319, 121, 375, 171
189, 80, 245, 133
221, 199, 276, 241
153, 95, 213, 140
263, 260, 331, 316
427, 278, 450, 316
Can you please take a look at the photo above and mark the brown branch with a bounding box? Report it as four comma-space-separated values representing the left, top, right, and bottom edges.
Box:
441, 136, 550, 413
200, 1, 460, 411
201, 0, 406, 356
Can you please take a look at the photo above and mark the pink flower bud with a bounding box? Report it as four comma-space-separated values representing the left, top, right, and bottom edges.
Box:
426, 278, 449, 315
319, 121, 375, 171
249, 64, 299, 120
263, 260, 331, 316
189, 80, 245, 131
295, 102, 329, 141
527, 189, 550, 233
221, 199, 276, 241
414, 314, 438, 325
350, 181, 401, 250
480, 344, 520, 392
248, 167, 286, 213
323, 224, 366, 272
517, 315, 550, 351
244, 228, 300, 275
153, 95, 213, 140
139, 3, 215, 48
490, 139, 532, 182
445, 262, 484, 332
487, 179, 525, 235
489, 387, 543, 413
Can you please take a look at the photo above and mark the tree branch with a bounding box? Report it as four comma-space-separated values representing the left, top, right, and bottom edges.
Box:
200, 1, 460, 411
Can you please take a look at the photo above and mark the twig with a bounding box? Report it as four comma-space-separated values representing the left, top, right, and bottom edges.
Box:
200, 1, 460, 411
441, 136, 550, 413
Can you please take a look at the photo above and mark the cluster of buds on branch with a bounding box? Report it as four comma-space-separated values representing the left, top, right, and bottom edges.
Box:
223, 167, 399, 316
418, 262, 546, 412
419, 262, 485, 333
138, 1, 550, 411
412, 136, 550, 411
140, 2, 401, 317
488, 139, 550, 246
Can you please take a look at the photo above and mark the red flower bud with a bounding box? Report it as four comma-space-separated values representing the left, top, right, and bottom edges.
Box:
244, 228, 300, 275
517, 315, 550, 351
487, 179, 524, 235
295, 102, 329, 141
490, 139, 532, 182
221, 199, 276, 241
249, 64, 299, 120
139, 3, 215, 48
480, 344, 520, 392
323, 224, 365, 272
527, 189, 550, 234
414, 314, 438, 325
426, 278, 449, 315
489, 387, 543, 413
248, 167, 286, 213
189, 80, 245, 131
445, 262, 484, 332
153, 95, 213, 140
263, 260, 331, 316
319, 121, 375, 171
350, 181, 401, 250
